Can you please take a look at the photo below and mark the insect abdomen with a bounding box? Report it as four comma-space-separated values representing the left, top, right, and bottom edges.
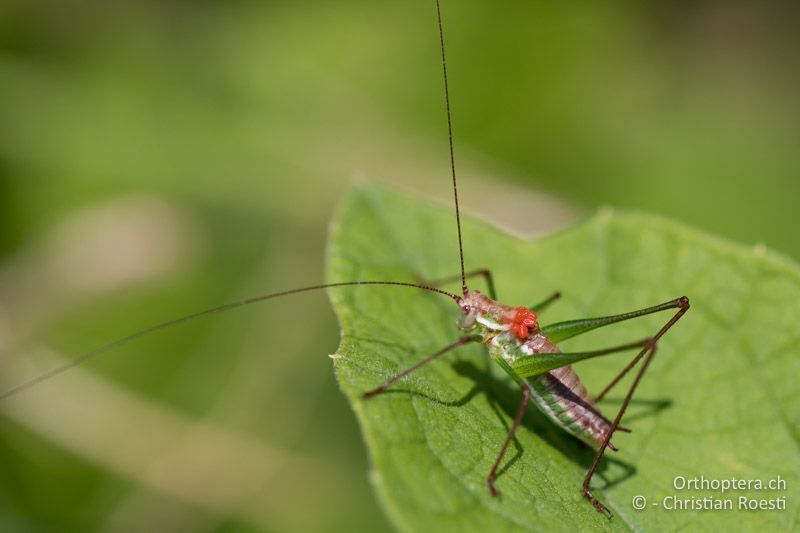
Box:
487, 329, 617, 449
529, 365, 615, 449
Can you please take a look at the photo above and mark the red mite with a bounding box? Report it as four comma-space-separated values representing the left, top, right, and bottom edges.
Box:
508, 307, 538, 340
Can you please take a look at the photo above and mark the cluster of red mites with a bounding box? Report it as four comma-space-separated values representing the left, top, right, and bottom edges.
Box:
508, 307, 538, 340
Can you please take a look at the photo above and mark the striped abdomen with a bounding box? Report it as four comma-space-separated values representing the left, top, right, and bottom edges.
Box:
524, 333, 616, 449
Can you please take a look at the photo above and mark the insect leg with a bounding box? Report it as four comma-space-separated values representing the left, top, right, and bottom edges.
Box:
487, 380, 531, 498
528, 291, 561, 314
542, 296, 688, 344
362, 334, 482, 399
511, 338, 653, 378
594, 351, 644, 402
420, 268, 497, 299
582, 297, 690, 518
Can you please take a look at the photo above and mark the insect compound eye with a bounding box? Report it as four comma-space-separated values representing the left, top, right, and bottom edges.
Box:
461, 304, 471, 315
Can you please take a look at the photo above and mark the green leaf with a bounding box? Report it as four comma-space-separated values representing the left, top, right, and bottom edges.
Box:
327, 183, 799, 532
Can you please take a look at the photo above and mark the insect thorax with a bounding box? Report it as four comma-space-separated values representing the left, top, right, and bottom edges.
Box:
458, 290, 559, 364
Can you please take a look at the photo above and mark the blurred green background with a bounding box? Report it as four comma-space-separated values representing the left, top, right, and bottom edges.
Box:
0, 1, 798, 531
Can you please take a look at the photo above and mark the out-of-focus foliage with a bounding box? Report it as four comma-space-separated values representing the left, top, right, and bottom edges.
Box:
0, 1, 797, 531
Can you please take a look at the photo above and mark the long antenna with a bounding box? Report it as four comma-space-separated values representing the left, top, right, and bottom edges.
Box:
435, 0, 467, 297
0, 281, 461, 400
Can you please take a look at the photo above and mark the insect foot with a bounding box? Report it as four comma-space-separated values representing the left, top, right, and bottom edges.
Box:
582, 488, 613, 519
487, 477, 500, 499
